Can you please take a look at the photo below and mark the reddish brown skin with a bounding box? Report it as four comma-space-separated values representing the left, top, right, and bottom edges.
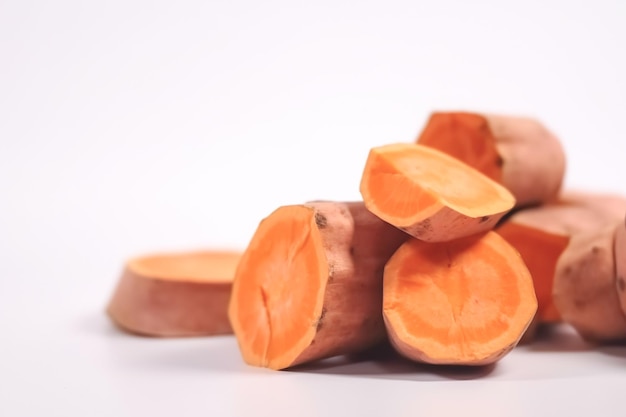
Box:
553, 224, 626, 342
487, 114, 565, 207
614, 215, 626, 316
291, 202, 409, 366
107, 267, 233, 337
400, 204, 504, 243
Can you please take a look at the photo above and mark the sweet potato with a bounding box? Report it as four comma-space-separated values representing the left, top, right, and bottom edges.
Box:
497, 192, 626, 341
107, 250, 240, 337
359, 143, 515, 242
616, 215, 626, 314
416, 112, 565, 207
383, 231, 537, 365
228, 201, 408, 370
554, 224, 626, 342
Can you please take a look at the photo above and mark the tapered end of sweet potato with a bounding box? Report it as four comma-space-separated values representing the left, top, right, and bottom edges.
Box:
107, 250, 240, 337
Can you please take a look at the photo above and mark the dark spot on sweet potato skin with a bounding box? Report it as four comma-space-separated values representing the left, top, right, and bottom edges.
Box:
618, 277, 626, 292
480, 216, 490, 223
495, 155, 504, 168
315, 212, 327, 229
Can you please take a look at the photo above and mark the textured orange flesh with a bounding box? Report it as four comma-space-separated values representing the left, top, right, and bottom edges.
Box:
228, 206, 327, 369
416, 112, 502, 181
497, 223, 569, 322
384, 232, 536, 364
360, 143, 515, 226
129, 251, 241, 283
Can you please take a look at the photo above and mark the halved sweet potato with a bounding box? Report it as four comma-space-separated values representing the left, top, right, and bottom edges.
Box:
228, 201, 408, 370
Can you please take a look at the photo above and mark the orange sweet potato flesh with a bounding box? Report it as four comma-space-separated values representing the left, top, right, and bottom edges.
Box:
360, 143, 515, 242
416, 112, 565, 207
497, 218, 569, 323
383, 231, 537, 365
107, 251, 240, 337
228, 201, 408, 370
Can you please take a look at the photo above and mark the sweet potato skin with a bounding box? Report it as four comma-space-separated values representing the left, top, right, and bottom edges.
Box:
487, 114, 565, 206
107, 268, 233, 337
553, 225, 626, 342
614, 216, 626, 315
399, 205, 503, 243
291, 202, 408, 366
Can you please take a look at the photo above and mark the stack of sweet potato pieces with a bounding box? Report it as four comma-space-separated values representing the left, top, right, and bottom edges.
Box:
107, 111, 626, 370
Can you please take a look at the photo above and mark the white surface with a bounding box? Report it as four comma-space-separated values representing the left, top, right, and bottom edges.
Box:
2, 1, 626, 416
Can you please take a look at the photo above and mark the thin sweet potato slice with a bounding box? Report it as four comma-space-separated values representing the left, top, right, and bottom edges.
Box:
107, 250, 240, 337
416, 112, 565, 207
359, 143, 515, 242
228, 201, 407, 370
383, 231, 537, 365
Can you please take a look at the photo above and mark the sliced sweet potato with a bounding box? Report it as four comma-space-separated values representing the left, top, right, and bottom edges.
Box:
359, 143, 515, 242
107, 250, 241, 337
383, 231, 537, 365
416, 112, 565, 207
498, 192, 626, 328
228, 201, 408, 370
494, 191, 626, 342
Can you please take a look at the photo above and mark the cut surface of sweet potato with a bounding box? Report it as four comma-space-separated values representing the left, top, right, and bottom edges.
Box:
383, 231, 537, 365
228, 202, 407, 370
107, 250, 240, 337
416, 112, 565, 207
360, 143, 515, 242
497, 221, 569, 322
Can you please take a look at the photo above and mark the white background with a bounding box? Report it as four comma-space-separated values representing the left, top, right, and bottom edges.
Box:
2, 1, 626, 416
